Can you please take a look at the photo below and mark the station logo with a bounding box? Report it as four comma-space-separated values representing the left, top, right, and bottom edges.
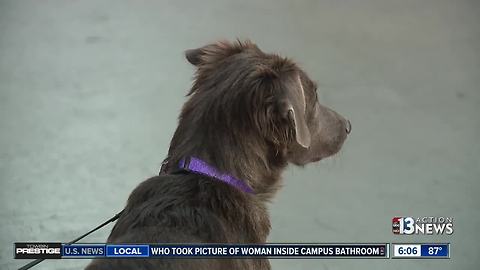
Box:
15, 242, 62, 259
392, 217, 453, 235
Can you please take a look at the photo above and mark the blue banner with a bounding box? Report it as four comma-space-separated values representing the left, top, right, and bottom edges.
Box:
106, 244, 150, 257
420, 244, 449, 257
63, 244, 105, 257
57, 244, 388, 258
15, 242, 451, 259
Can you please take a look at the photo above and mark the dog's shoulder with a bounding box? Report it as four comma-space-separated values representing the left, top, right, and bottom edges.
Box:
107, 173, 269, 243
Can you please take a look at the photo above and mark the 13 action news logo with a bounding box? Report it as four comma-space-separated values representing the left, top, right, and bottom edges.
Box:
392, 217, 454, 235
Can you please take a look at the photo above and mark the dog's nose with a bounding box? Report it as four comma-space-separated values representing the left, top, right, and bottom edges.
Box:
345, 120, 352, 134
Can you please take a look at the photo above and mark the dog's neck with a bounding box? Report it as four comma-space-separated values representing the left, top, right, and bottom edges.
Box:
164, 115, 288, 200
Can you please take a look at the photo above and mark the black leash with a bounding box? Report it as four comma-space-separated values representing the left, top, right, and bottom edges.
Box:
18, 210, 124, 270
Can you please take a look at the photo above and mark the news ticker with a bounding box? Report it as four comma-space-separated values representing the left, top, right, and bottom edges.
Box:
14, 243, 450, 259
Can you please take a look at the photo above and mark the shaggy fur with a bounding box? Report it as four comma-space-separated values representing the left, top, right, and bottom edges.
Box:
86, 40, 350, 270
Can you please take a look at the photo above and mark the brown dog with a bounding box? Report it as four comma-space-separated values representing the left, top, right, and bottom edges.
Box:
85, 40, 350, 270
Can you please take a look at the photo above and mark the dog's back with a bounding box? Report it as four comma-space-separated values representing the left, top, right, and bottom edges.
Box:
85, 174, 270, 270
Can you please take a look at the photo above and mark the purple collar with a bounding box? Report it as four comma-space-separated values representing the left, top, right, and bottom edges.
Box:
178, 156, 255, 194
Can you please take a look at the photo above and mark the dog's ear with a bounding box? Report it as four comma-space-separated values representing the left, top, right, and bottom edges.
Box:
282, 75, 311, 148
185, 40, 255, 66
185, 48, 203, 66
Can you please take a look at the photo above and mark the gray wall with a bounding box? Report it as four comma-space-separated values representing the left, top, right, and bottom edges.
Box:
1, 0, 479, 269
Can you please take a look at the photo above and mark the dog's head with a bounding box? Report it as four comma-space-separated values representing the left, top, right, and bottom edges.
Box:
184, 40, 350, 166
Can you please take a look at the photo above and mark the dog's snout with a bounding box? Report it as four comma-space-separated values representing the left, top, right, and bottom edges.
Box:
319, 105, 351, 136
345, 120, 352, 134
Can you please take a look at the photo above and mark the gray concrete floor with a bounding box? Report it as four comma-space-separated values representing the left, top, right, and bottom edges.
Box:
1, 0, 479, 269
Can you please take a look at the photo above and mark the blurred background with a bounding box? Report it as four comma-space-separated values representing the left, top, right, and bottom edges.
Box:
1, 0, 479, 269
